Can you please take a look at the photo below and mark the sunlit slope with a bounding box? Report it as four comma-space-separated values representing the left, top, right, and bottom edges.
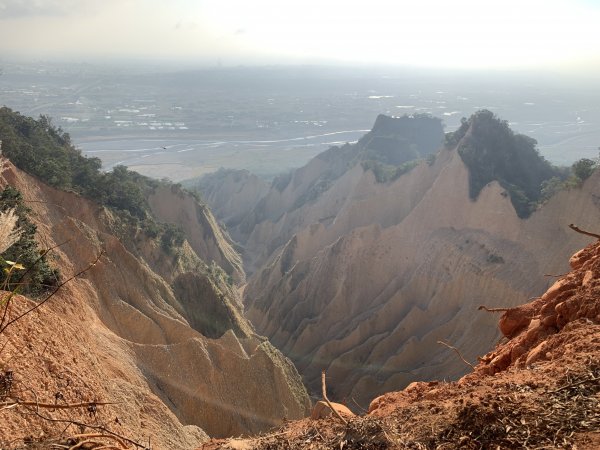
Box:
202, 112, 599, 404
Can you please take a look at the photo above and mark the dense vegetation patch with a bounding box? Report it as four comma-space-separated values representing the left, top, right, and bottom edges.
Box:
450, 110, 563, 218
0, 107, 185, 250
0, 186, 59, 296
360, 159, 420, 183
357, 114, 443, 184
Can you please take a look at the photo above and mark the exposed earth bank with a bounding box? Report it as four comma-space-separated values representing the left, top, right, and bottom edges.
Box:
0, 160, 309, 448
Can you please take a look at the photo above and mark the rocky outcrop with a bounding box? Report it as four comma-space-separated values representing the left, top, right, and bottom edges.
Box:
187, 168, 269, 243
0, 160, 310, 445
477, 241, 600, 374
203, 241, 600, 449
311, 401, 355, 420
148, 184, 245, 284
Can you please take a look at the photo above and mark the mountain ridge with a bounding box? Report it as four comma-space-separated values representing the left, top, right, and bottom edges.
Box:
198, 112, 599, 405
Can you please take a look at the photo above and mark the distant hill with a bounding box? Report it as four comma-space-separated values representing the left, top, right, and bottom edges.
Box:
451, 109, 560, 217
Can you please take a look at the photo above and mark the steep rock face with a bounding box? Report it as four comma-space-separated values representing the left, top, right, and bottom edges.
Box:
0, 161, 310, 443
476, 241, 600, 374
234, 118, 600, 405
205, 242, 600, 450
188, 168, 269, 243
148, 184, 245, 284
195, 115, 444, 273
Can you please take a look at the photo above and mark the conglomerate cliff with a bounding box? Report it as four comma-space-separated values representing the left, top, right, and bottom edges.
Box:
0, 159, 310, 448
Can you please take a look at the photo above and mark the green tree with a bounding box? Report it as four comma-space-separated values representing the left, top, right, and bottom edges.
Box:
572, 158, 596, 182
457, 110, 559, 218
0, 187, 59, 295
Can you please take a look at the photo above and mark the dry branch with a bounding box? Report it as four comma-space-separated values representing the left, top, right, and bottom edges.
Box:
0, 400, 117, 410
550, 375, 600, 393
437, 340, 475, 370
321, 370, 348, 425
67, 433, 128, 449
23, 407, 147, 449
568, 223, 600, 239
478, 305, 510, 313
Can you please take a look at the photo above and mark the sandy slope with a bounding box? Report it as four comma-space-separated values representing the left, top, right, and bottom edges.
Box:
0, 161, 309, 447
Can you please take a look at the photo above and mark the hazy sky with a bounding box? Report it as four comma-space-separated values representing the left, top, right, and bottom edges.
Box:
1, 0, 599, 70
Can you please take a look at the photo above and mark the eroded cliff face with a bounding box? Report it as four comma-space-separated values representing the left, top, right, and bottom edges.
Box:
0, 161, 310, 446
189, 168, 270, 244
205, 241, 600, 450
204, 117, 600, 406
147, 184, 245, 284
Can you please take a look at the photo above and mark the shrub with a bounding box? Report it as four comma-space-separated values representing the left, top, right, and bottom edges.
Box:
0, 108, 194, 253
572, 158, 597, 182
0, 187, 60, 296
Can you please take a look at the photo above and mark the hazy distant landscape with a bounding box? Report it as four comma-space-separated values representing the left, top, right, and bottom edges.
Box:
2, 61, 599, 181
3, 0, 600, 446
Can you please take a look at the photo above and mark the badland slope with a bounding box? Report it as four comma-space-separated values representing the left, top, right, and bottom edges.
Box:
184, 168, 270, 244
202, 112, 599, 406
204, 239, 600, 449
0, 156, 309, 448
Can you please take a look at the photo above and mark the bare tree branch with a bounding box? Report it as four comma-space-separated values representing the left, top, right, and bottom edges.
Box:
437, 340, 475, 370
321, 370, 348, 425
0, 251, 104, 335
1, 400, 117, 410
569, 224, 600, 239
478, 305, 510, 313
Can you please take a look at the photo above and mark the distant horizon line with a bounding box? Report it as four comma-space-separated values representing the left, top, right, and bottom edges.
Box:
2, 56, 600, 78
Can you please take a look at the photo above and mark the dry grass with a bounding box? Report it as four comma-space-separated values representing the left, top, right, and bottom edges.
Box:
0, 207, 22, 254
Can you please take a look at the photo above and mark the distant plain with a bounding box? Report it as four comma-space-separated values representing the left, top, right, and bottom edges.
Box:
1, 62, 599, 181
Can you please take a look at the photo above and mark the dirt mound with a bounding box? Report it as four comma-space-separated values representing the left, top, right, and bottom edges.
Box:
203, 240, 600, 449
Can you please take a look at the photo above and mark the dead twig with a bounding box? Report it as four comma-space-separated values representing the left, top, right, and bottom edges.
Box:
22, 406, 147, 449
0, 251, 104, 335
69, 440, 103, 450
321, 370, 348, 425
0, 400, 117, 410
550, 375, 600, 393
350, 396, 369, 414
568, 224, 600, 239
478, 305, 510, 313
69, 433, 127, 448
437, 341, 475, 370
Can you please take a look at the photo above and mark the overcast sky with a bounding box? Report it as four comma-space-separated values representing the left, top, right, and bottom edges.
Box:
1, 0, 599, 70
